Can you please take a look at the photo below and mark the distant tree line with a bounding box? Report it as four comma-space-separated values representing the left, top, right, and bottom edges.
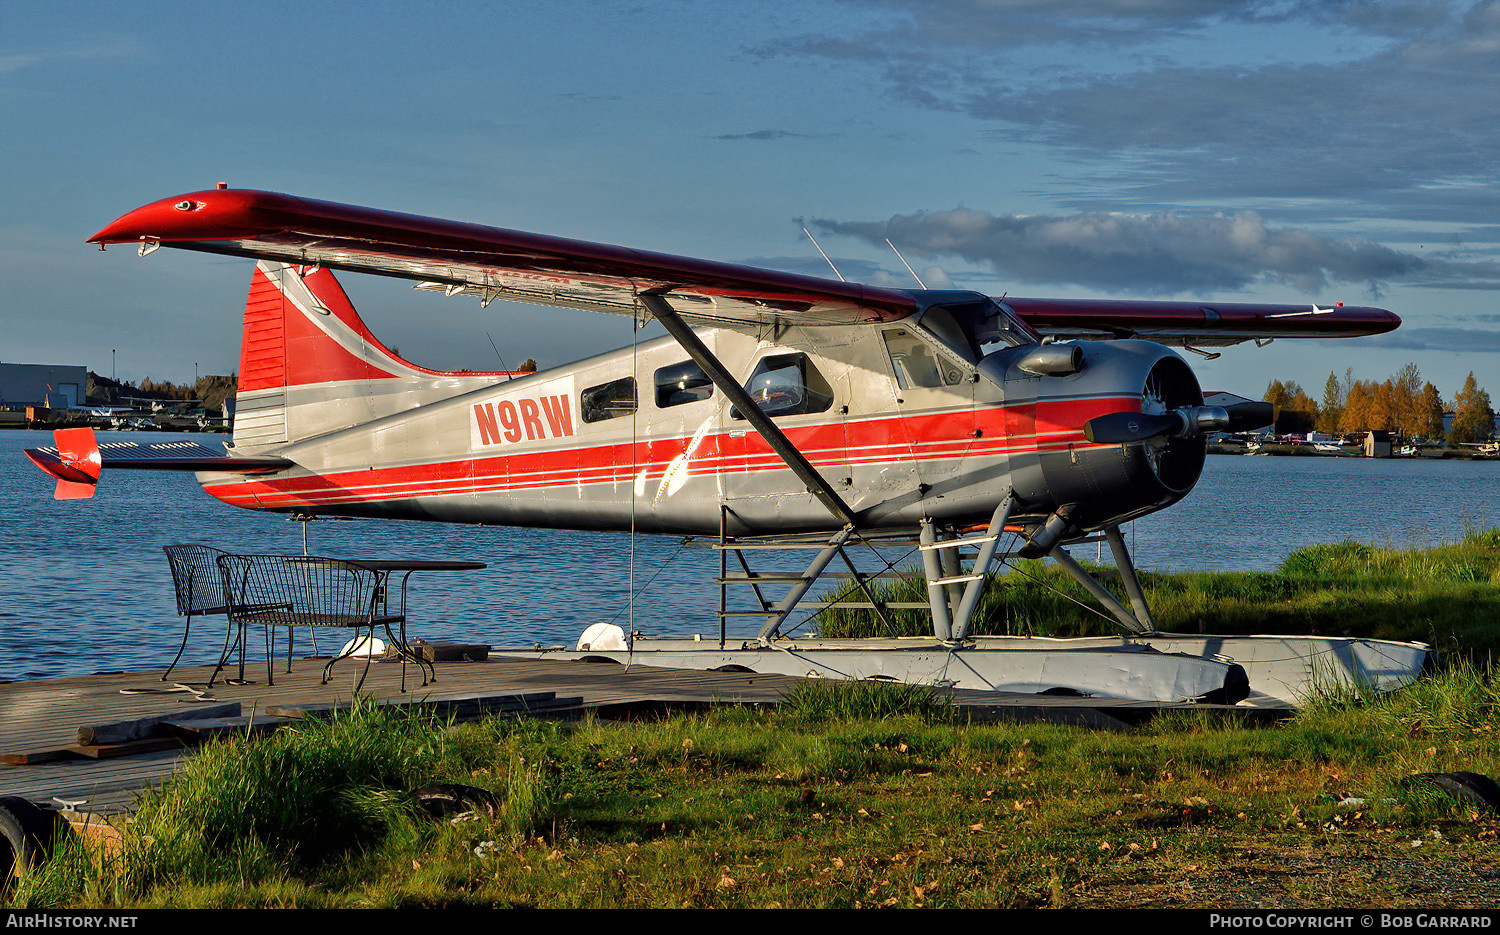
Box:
1262, 365, 1494, 443
87, 373, 238, 411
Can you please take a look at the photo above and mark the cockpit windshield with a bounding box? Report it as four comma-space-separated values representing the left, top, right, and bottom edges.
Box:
911, 295, 1038, 366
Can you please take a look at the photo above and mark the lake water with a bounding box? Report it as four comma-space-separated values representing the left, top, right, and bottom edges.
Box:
1, 429, 1496, 681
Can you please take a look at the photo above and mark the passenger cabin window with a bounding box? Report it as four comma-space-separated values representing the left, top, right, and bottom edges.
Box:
580, 377, 637, 424
732, 353, 834, 419
882, 329, 964, 389
655, 360, 714, 408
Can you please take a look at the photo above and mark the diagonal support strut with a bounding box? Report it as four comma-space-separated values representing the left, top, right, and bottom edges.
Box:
640, 292, 858, 528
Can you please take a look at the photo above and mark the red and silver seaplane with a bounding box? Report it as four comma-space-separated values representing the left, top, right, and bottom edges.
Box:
27, 186, 1429, 706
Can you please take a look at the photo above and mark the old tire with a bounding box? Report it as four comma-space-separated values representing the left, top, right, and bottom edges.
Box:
1411, 772, 1500, 811
413, 783, 499, 818
0, 796, 62, 887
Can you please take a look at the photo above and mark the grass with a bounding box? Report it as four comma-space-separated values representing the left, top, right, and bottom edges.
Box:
816, 528, 1500, 661
8, 671, 1500, 909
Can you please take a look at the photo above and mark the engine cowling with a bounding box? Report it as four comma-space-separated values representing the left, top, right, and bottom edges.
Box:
980, 341, 1207, 535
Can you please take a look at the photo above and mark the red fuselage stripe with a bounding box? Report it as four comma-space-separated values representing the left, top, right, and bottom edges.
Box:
206, 395, 1136, 509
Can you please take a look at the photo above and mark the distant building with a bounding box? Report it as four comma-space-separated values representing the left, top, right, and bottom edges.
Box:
0, 362, 87, 409
1203, 389, 1274, 434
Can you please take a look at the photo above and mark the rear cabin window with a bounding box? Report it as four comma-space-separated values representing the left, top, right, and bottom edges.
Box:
732, 353, 834, 419
882, 329, 964, 389
655, 360, 714, 408
581, 377, 637, 424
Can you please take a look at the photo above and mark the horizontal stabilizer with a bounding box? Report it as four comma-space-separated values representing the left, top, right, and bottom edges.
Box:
26, 428, 290, 500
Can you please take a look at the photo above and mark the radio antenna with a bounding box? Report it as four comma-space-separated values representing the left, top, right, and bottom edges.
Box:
802, 227, 846, 282
485, 331, 515, 381
885, 238, 927, 289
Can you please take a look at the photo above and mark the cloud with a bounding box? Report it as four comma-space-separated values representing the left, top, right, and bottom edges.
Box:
742, 253, 952, 289
715, 129, 814, 141
767, 1, 1500, 225
812, 207, 1500, 294
0, 39, 140, 76
1370, 327, 1500, 353
770, 0, 1296, 57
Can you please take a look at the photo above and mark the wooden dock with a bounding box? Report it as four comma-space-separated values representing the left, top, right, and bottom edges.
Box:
0, 652, 1278, 815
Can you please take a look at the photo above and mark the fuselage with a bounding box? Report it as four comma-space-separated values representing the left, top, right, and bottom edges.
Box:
202, 300, 1205, 539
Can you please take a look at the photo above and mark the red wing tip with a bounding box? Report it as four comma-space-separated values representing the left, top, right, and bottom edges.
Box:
88, 188, 284, 245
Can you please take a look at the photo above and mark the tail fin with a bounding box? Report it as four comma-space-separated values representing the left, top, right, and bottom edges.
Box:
232, 262, 502, 452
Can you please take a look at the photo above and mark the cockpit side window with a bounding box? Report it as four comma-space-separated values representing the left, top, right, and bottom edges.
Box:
581, 376, 637, 424
655, 360, 714, 408
883, 329, 963, 389
731, 353, 834, 419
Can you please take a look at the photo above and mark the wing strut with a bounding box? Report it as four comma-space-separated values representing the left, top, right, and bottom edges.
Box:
639, 292, 859, 528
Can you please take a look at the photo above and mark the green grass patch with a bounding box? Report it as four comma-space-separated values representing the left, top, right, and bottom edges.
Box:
10, 664, 1500, 909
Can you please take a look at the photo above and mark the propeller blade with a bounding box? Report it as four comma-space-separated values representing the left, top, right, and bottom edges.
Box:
1223, 402, 1276, 432
1083, 411, 1182, 444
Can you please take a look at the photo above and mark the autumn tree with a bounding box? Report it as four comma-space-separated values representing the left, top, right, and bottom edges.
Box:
1391, 362, 1423, 437
1264, 379, 1317, 434
1340, 381, 1371, 433
1450, 372, 1496, 444
1264, 379, 1291, 413
1418, 382, 1445, 440
1368, 379, 1395, 433
1317, 372, 1343, 434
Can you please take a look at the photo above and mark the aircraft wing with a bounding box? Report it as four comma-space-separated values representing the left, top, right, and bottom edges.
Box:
89, 188, 920, 329
90, 187, 1399, 342
1003, 296, 1399, 347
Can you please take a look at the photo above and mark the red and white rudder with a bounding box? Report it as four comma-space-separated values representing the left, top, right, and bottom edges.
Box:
232, 262, 505, 454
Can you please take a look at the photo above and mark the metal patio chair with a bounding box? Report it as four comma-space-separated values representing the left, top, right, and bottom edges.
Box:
162, 543, 239, 685
215, 553, 405, 691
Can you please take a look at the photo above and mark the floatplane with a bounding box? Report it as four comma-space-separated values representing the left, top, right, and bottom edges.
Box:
27, 186, 1430, 707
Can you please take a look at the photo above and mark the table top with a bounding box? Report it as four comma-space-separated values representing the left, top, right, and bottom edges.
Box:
345, 559, 488, 573
285, 557, 487, 573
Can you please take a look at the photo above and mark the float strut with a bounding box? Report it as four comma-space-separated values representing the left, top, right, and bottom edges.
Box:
640, 292, 857, 527
919, 520, 954, 642
1048, 546, 1155, 635
1104, 525, 1157, 634
950, 494, 1015, 642
756, 526, 854, 644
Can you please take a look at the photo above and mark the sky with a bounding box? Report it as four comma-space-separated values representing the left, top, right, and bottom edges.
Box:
3, 0, 1499, 405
